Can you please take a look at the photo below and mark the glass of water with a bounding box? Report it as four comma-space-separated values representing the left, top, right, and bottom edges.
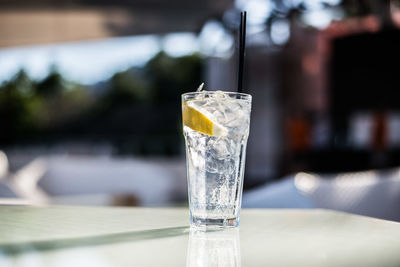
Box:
182, 91, 252, 228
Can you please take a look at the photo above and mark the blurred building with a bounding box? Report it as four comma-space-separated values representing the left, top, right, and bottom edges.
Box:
281, 1, 400, 176
204, 0, 400, 186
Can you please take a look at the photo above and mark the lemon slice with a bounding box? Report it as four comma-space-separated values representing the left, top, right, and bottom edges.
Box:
182, 101, 227, 136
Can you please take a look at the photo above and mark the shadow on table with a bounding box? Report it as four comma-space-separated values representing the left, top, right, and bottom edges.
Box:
0, 226, 189, 255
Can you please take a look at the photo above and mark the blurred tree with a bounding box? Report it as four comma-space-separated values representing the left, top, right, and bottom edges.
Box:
35, 68, 64, 97
104, 70, 151, 108
0, 71, 36, 142
12, 70, 35, 96
145, 51, 203, 104
38, 84, 94, 131
0, 52, 204, 155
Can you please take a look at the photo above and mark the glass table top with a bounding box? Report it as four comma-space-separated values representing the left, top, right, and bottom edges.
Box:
0, 205, 399, 266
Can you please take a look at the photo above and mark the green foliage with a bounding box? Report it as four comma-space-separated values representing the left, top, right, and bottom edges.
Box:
11, 70, 35, 96
35, 70, 64, 97
145, 52, 204, 103
0, 69, 94, 141
0, 51, 204, 155
0, 70, 37, 142
103, 70, 151, 108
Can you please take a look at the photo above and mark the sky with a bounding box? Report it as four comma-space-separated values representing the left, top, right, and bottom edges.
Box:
0, 33, 199, 85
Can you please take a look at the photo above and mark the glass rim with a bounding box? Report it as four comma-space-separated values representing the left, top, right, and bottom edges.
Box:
182, 91, 252, 100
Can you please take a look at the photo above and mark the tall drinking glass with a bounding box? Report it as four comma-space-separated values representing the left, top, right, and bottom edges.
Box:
182, 91, 252, 228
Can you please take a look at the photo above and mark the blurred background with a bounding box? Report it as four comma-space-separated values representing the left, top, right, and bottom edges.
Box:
1, 0, 400, 221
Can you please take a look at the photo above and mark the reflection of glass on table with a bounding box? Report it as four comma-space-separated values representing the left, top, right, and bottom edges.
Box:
186, 229, 241, 267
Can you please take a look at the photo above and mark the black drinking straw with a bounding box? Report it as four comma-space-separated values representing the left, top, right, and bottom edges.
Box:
237, 11, 247, 93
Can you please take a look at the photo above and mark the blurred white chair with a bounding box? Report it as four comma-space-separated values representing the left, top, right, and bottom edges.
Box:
0, 151, 49, 204
37, 155, 186, 206
243, 168, 400, 221
0, 151, 9, 180
1, 151, 187, 206
9, 157, 49, 203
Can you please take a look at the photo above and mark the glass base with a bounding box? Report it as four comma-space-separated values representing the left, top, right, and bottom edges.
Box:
190, 216, 239, 229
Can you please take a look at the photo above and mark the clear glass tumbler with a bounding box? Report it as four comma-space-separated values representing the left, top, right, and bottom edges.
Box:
182, 91, 252, 228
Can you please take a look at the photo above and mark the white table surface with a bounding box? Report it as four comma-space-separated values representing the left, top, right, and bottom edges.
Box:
0, 205, 400, 266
